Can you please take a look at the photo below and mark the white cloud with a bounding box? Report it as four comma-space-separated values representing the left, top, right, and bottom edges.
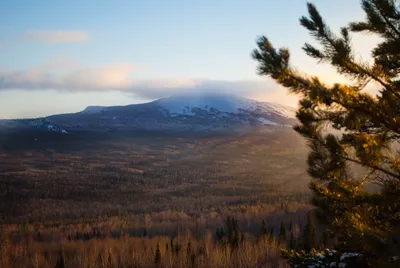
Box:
0, 59, 304, 107
1, 56, 383, 108
129, 79, 279, 99
20, 30, 89, 43
0, 61, 137, 91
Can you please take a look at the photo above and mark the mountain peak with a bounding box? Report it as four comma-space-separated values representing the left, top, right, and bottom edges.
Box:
82, 106, 107, 114
153, 93, 296, 118
1, 94, 297, 134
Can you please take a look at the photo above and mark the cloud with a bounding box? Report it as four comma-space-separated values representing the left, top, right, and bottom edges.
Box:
130, 79, 270, 98
0, 61, 137, 91
1, 57, 384, 108
20, 30, 89, 43
0, 59, 301, 106
129, 79, 300, 106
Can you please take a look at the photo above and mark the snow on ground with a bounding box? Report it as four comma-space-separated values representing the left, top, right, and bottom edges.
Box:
154, 93, 296, 118
257, 117, 277, 125
264, 102, 297, 118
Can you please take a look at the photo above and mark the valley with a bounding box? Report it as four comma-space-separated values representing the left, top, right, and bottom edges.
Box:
0, 96, 313, 267
0, 126, 312, 268
0, 126, 309, 224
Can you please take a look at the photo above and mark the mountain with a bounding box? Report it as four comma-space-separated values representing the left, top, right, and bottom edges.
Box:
0, 118, 68, 134
0, 94, 297, 134
81, 106, 107, 114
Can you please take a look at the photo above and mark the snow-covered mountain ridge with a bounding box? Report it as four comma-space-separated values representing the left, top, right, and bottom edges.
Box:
0, 94, 297, 134
153, 94, 296, 118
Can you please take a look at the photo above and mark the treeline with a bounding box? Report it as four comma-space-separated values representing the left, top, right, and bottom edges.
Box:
1, 211, 330, 268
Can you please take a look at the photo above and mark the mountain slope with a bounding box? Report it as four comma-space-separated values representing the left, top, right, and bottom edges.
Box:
153, 94, 295, 118
0, 94, 297, 133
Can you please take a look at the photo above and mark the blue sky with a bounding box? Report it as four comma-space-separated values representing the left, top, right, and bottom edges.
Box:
0, 0, 377, 118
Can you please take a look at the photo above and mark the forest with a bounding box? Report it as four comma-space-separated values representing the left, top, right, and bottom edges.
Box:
0, 127, 316, 267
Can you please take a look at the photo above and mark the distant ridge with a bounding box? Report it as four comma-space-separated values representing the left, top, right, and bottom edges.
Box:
0, 93, 297, 133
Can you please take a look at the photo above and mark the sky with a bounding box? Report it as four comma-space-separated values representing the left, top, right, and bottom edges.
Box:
0, 0, 380, 119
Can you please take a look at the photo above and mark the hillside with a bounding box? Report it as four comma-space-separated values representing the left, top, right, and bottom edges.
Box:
0, 94, 297, 135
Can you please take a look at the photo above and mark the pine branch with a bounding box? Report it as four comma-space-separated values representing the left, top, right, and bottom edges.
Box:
282, 70, 400, 136
302, 2, 400, 99
307, 128, 400, 181
372, 0, 400, 38
342, 156, 400, 180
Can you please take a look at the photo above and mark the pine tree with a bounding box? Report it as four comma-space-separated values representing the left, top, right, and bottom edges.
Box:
219, 227, 225, 239
231, 217, 239, 250
289, 232, 296, 250
54, 246, 65, 268
279, 221, 287, 242
225, 216, 239, 249
186, 240, 192, 256
216, 227, 225, 242
261, 219, 268, 237
216, 228, 221, 241
269, 227, 274, 239
302, 212, 318, 252
225, 216, 233, 242
43, 251, 49, 262
154, 243, 161, 266
190, 252, 196, 267
97, 252, 104, 266
37, 231, 42, 242
253, 0, 400, 265
190, 253, 196, 267
175, 243, 182, 255
232, 230, 239, 250
322, 230, 329, 248
107, 251, 112, 268
143, 228, 147, 237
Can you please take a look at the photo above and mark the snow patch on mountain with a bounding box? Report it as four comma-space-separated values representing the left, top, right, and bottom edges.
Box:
41, 121, 69, 134
257, 117, 277, 125
0, 118, 69, 134
153, 94, 296, 119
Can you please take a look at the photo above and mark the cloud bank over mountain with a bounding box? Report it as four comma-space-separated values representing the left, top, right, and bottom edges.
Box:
0, 58, 295, 105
